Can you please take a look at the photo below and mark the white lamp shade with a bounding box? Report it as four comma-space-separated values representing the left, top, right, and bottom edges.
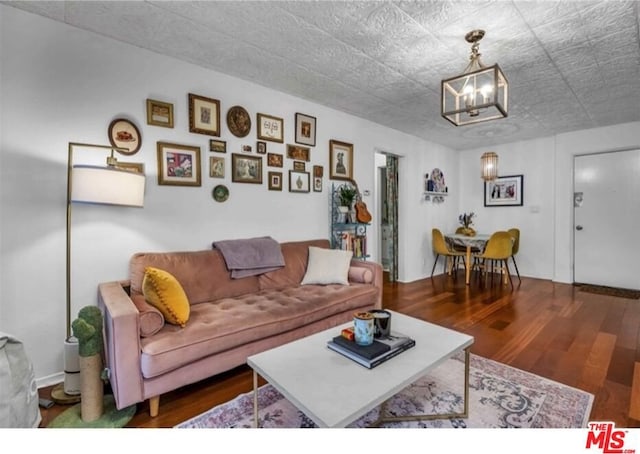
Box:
71, 165, 145, 207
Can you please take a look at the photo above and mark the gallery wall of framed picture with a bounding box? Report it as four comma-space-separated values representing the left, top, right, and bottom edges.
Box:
115, 88, 366, 201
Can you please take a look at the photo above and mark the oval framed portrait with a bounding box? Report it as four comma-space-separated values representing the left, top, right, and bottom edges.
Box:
108, 118, 142, 155
226, 106, 251, 138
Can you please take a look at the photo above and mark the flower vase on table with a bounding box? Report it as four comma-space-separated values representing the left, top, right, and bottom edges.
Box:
458, 212, 476, 236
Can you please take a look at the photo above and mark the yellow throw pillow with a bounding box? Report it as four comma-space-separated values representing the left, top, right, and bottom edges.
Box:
142, 267, 190, 328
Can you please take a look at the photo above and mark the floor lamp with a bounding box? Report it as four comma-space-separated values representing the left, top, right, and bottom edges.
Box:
51, 142, 145, 404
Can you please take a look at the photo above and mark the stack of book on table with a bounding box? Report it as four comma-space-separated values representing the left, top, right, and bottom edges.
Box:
327, 332, 416, 369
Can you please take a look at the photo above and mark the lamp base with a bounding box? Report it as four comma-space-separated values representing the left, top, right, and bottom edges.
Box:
50, 383, 81, 405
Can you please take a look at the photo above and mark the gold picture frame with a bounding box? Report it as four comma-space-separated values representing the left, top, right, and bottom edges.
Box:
257, 113, 284, 143
231, 153, 262, 184
209, 156, 225, 178
146, 99, 174, 128
268, 171, 283, 191
189, 93, 220, 136
157, 142, 201, 186
267, 153, 283, 168
329, 139, 353, 181
286, 144, 310, 162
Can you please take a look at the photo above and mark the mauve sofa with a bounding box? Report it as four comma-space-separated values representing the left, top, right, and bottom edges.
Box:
98, 239, 383, 416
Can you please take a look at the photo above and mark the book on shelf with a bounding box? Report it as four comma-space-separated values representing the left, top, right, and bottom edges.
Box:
327, 333, 416, 369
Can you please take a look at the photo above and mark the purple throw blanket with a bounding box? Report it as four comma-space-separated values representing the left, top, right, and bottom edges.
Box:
212, 236, 285, 278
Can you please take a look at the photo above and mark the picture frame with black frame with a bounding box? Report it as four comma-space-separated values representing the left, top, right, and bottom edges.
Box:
294, 112, 316, 147
484, 174, 524, 207
289, 170, 310, 193
209, 139, 227, 153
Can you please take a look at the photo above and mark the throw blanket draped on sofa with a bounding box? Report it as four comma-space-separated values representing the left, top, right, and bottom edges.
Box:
212, 236, 285, 278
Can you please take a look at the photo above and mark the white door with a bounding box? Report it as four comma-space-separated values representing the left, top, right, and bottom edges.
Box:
574, 149, 640, 289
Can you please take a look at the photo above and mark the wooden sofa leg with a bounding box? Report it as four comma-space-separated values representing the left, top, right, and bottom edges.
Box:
149, 395, 160, 417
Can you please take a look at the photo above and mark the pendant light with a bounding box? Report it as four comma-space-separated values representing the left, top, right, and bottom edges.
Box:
442, 30, 508, 126
481, 152, 498, 181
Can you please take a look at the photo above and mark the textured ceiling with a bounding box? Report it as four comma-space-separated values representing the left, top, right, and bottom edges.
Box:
4, 0, 640, 150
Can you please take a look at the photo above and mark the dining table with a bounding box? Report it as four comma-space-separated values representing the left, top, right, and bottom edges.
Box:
444, 233, 492, 285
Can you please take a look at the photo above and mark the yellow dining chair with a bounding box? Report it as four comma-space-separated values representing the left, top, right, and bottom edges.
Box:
471, 231, 514, 289
431, 228, 466, 278
508, 228, 521, 283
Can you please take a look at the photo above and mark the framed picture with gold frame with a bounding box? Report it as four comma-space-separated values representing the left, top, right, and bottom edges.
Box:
257, 113, 284, 143
267, 153, 283, 167
115, 162, 144, 174
329, 139, 353, 181
293, 161, 305, 171
157, 142, 201, 186
286, 144, 310, 162
268, 171, 282, 191
189, 93, 220, 136
231, 153, 262, 184
209, 156, 225, 178
146, 99, 174, 128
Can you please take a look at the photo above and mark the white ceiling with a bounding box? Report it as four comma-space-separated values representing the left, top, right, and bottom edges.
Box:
4, 0, 640, 150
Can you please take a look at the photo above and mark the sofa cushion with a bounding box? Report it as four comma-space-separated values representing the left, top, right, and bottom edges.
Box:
138, 283, 379, 378
258, 239, 330, 290
301, 247, 353, 285
142, 267, 190, 328
348, 267, 373, 284
131, 294, 165, 337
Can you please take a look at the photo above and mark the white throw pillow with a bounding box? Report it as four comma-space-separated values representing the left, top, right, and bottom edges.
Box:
301, 246, 353, 285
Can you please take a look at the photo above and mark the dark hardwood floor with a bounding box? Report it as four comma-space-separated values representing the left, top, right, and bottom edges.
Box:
38, 272, 640, 428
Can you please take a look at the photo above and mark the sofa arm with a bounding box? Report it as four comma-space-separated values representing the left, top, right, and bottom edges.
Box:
348, 260, 383, 309
98, 281, 143, 410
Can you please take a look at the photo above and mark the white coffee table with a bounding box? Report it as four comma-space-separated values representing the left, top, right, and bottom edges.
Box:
247, 310, 474, 428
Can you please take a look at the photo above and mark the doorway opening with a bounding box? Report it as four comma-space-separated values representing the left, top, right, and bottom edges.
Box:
376, 152, 399, 282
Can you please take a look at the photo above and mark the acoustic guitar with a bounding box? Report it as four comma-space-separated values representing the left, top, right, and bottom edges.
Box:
350, 179, 372, 224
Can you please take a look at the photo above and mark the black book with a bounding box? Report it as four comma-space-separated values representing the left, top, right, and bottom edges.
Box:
331, 336, 391, 360
327, 338, 416, 369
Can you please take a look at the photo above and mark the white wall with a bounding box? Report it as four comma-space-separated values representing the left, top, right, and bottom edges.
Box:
0, 6, 458, 384
459, 122, 640, 282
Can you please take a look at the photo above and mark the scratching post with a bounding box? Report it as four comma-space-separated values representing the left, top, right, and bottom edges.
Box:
72, 306, 104, 422
79, 353, 103, 421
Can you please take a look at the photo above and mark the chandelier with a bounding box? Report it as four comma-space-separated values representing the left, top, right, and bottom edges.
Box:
481, 152, 498, 181
441, 30, 508, 126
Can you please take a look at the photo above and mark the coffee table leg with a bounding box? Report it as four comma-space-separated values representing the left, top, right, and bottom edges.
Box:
372, 346, 471, 426
253, 370, 259, 428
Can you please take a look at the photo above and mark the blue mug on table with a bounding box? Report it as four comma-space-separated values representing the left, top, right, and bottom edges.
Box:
353, 312, 374, 346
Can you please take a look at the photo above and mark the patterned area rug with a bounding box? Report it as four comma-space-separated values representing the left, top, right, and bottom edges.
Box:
177, 354, 594, 428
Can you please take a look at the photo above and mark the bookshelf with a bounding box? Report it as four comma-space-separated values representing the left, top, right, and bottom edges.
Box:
330, 183, 369, 260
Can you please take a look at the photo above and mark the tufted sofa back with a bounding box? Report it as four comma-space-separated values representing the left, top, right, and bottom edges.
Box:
128, 239, 330, 305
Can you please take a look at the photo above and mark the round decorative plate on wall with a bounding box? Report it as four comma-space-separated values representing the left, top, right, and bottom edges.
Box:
212, 184, 229, 203
226, 106, 251, 138
108, 118, 142, 155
